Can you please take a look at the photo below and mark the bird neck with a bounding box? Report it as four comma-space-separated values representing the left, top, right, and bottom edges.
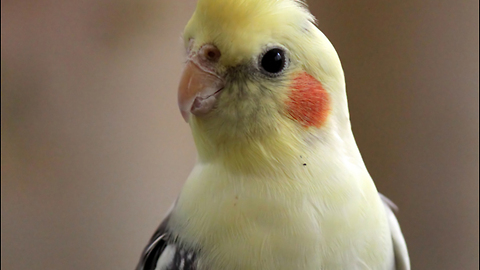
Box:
189, 117, 308, 175
188, 115, 364, 178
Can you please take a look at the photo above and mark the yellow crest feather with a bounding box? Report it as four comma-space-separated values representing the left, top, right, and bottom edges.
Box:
184, 0, 315, 66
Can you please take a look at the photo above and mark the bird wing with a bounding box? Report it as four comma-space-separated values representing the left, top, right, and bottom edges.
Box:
135, 204, 198, 270
380, 193, 411, 270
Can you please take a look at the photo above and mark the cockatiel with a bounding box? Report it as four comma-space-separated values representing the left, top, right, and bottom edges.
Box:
136, 0, 410, 269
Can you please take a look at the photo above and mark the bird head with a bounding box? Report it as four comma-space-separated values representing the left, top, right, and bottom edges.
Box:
178, 0, 353, 173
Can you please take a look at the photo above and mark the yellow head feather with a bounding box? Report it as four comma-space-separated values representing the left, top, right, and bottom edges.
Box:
183, 0, 354, 174
184, 0, 314, 67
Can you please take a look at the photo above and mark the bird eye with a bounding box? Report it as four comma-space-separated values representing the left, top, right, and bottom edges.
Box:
260, 48, 287, 75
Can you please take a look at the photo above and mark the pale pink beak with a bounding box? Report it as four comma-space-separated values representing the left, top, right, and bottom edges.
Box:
178, 44, 224, 122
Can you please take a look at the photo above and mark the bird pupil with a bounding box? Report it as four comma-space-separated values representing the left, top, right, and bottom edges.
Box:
261, 48, 285, 74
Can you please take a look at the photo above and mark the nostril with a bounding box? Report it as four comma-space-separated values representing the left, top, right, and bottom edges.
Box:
200, 44, 221, 62
207, 50, 217, 60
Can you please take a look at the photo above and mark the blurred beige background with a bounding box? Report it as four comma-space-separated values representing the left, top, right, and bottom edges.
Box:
1, 0, 478, 269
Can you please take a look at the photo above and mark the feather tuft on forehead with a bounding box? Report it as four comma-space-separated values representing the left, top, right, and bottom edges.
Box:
184, 0, 315, 66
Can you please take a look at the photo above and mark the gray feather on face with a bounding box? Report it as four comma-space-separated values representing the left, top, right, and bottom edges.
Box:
201, 61, 291, 143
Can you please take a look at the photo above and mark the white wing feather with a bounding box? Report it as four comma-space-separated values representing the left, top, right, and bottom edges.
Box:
380, 194, 411, 270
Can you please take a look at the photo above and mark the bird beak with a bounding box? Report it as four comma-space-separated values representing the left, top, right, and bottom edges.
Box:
177, 59, 224, 123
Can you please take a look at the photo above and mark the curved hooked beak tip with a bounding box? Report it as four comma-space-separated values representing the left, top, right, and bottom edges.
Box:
177, 61, 225, 122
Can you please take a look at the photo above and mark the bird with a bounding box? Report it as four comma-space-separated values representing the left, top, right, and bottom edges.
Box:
135, 0, 410, 269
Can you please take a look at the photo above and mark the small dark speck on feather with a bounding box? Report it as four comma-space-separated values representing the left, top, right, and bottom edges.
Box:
303, 163, 307, 166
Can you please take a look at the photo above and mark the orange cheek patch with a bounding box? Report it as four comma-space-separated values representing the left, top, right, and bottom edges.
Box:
286, 72, 331, 128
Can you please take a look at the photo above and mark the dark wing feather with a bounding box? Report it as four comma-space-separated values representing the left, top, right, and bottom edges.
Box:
136, 215, 170, 270
136, 211, 198, 270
